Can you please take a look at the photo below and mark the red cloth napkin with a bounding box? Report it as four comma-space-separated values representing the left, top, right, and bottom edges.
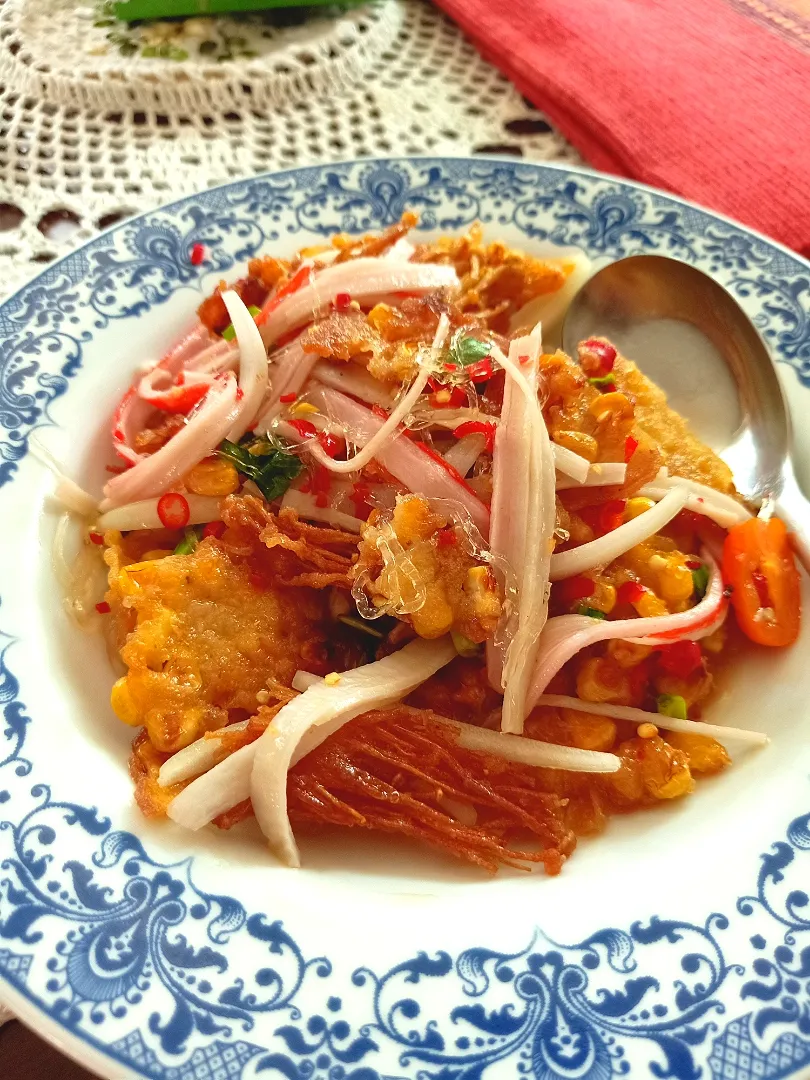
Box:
434, 0, 810, 255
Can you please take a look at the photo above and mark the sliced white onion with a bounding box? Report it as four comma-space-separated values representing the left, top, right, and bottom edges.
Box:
411, 407, 498, 432
167, 742, 257, 831
101, 373, 240, 510
303, 385, 491, 537
549, 487, 689, 581
281, 488, 365, 533
311, 360, 395, 408
487, 329, 556, 734
450, 719, 620, 773
29, 436, 99, 516
96, 494, 223, 531
159, 721, 250, 788
528, 549, 726, 706
556, 462, 627, 490
259, 259, 459, 347
222, 290, 270, 442
535, 695, 768, 749
384, 237, 415, 261
186, 337, 238, 376
443, 433, 486, 477
638, 474, 751, 530
249, 635, 457, 867
292, 670, 323, 692
552, 443, 591, 483
306, 315, 449, 476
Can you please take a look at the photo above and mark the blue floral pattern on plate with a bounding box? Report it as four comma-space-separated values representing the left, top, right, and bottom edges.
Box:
1, 157, 810, 1079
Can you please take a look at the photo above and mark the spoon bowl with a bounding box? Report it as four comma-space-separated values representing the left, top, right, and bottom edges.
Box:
561, 253, 810, 564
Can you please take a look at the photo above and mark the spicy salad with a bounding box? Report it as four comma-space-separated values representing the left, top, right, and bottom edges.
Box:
52, 215, 801, 873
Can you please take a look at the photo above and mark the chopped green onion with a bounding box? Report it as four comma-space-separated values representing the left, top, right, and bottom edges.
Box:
691, 564, 709, 599
338, 614, 384, 639
247, 305, 261, 318
451, 630, 481, 657
657, 694, 688, 720
576, 604, 607, 620
218, 436, 302, 503
173, 527, 199, 555
588, 375, 616, 389
222, 324, 236, 342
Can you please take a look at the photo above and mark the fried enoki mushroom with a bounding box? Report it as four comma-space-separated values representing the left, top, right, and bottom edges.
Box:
220, 493, 358, 589
283, 705, 576, 874
354, 494, 501, 641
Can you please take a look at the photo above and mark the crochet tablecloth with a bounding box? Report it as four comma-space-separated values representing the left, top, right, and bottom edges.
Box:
0, 0, 581, 302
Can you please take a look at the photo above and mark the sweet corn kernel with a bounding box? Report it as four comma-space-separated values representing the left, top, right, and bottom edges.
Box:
637, 722, 658, 739
111, 677, 140, 726
625, 497, 656, 520
657, 560, 695, 603
256, 689, 270, 704
553, 430, 599, 463
607, 640, 653, 668
634, 590, 668, 618
701, 624, 726, 654
589, 581, 617, 614
324, 672, 342, 686
142, 549, 173, 561
291, 402, 320, 415
654, 765, 695, 800
185, 458, 240, 497
588, 391, 633, 423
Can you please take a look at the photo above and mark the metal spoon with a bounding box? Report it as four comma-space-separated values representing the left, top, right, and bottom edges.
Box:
561, 253, 810, 566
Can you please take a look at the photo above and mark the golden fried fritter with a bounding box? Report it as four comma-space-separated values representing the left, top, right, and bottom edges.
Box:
106, 537, 352, 753
354, 494, 501, 642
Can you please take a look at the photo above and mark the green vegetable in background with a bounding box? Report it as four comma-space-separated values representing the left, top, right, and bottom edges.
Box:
173, 527, 200, 555
218, 437, 302, 503
113, 0, 362, 23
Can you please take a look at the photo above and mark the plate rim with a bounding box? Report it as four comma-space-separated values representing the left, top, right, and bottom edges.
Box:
2, 153, 810, 1080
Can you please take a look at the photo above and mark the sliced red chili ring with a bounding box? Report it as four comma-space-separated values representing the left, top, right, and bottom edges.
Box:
157, 492, 191, 530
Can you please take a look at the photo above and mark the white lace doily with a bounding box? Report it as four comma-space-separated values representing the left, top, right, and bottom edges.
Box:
0, 0, 581, 301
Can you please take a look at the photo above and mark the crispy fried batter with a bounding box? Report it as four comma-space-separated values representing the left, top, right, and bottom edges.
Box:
106, 537, 351, 753
300, 310, 384, 363
220, 494, 358, 589
414, 223, 566, 332
331, 210, 418, 263
354, 494, 501, 641
133, 414, 186, 455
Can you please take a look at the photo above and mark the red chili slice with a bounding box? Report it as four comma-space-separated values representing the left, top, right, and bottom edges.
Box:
202, 521, 226, 540
157, 492, 190, 530
89, 532, 104, 546
190, 243, 205, 266
288, 419, 318, 439
279, 392, 297, 404
95, 601, 111, 614
452, 420, 496, 454
318, 431, 345, 459
556, 575, 594, 605
656, 640, 703, 678
334, 292, 352, 311
618, 580, 645, 605
467, 357, 494, 383
624, 435, 639, 463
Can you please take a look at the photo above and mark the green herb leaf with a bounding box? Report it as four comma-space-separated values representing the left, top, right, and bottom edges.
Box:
691, 564, 709, 599
576, 604, 607, 620
173, 527, 199, 556
218, 437, 302, 503
447, 332, 492, 368
657, 693, 688, 720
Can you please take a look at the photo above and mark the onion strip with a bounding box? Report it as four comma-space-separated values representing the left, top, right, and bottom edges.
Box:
552, 443, 591, 483
96, 494, 223, 531
639, 473, 752, 530
450, 720, 620, 773
549, 487, 689, 581
535, 695, 768, 749
556, 462, 627, 490
222, 290, 269, 442
158, 721, 250, 788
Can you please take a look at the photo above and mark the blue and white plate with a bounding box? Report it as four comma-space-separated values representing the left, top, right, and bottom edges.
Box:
1, 157, 810, 1080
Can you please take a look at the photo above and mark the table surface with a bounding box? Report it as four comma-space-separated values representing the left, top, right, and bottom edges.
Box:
1, 1020, 96, 1079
